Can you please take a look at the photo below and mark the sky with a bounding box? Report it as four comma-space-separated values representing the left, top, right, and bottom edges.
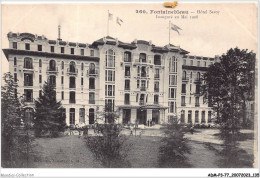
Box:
1, 3, 258, 75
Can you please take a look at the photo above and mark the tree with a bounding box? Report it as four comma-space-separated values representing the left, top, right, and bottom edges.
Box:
1, 72, 28, 167
85, 104, 131, 167
158, 119, 191, 168
34, 81, 66, 137
202, 48, 255, 134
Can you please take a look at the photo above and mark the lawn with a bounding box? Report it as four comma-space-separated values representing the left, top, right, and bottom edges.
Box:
26, 129, 255, 168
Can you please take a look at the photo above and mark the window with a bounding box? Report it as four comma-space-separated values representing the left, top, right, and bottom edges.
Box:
169, 88, 176, 99
81, 49, 84, 56
61, 91, 64, 100
61, 47, 64, 53
183, 59, 186, 65
208, 95, 213, 107
14, 57, 17, 66
38, 45, 42, 51
89, 78, 95, 89
81, 78, 84, 86
39, 90, 42, 98
204, 61, 207, 67
69, 61, 76, 73
139, 94, 145, 105
25, 43, 30, 50
201, 111, 205, 123
61, 76, 64, 85
154, 82, 159, 92
14, 73, 17, 82
141, 66, 146, 77
79, 108, 85, 123
61, 61, 64, 70
90, 50, 94, 56
69, 77, 76, 88
49, 60, 56, 71
13, 42, 17, 49
190, 60, 193, 66
39, 59, 42, 68
137, 80, 140, 88
125, 80, 130, 90
197, 72, 201, 80
105, 70, 115, 81
169, 101, 176, 113
24, 57, 33, 69
195, 111, 199, 122
139, 53, 146, 62
190, 72, 192, 79
182, 84, 186, 94
182, 71, 186, 80
125, 66, 130, 77
196, 85, 200, 94
169, 75, 177, 85
71, 48, 74, 54
188, 111, 192, 123
141, 80, 146, 91
105, 85, 115, 96
154, 95, 159, 104
124, 51, 131, 62
195, 97, 200, 107
39, 75, 42, 83
181, 96, 186, 106
124, 94, 130, 105
154, 55, 161, 65
69, 108, 75, 125
136, 93, 139, 102
208, 111, 212, 122
51, 46, 54, 53
197, 61, 200, 67
24, 73, 33, 86
181, 110, 185, 123
89, 92, 95, 104
155, 68, 160, 79
69, 92, 76, 103
24, 89, 33, 102
169, 56, 177, 73
106, 49, 115, 68
49, 76, 56, 87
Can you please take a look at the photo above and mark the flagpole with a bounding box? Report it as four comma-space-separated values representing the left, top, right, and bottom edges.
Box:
107, 10, 109, 36
169, 20, 171, 45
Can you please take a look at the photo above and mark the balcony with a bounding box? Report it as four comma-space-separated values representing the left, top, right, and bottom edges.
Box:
125, 71, 131, 78
24, 82, 33, 87
22, 66, 34, 72
140, 87, 146, 91
154, 74, 160, 79
139, 100, 145, 105
134, 59, 152, 66
47, 67, 58, 74
87, 69, 98, 76
195, 103, 200, 107
181, 103, 186, 106
89, 100, 95, 104
67, 68, 78, 76
154, 88, 159, 92
194, 78, 202, 84
182, 77, 189, 83
69, 99, 76, 104
124, 87, 130, 91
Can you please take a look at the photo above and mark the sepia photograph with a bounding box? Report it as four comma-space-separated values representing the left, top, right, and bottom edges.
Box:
0, 1, 258, 176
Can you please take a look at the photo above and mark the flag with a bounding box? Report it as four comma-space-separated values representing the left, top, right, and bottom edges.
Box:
116, 17, 123, 26
108, 12, 113, 20
170, 23, 182, 35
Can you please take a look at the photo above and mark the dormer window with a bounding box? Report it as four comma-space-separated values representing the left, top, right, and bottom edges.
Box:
25, 43, 30, 50
38, 45, 42, 51
71, 48, 74, 55
13, 42, 17, 49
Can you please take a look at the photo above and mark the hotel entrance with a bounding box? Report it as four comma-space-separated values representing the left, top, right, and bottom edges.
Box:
137, 109, 147, 125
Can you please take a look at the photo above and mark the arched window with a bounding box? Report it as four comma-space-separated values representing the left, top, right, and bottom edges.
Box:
49, 60, 56, 71
69, 61, 76, 72
154, 55, 161, 65
182, 71, 186, 80
14, 57, 17, 66
139, 53, 146, 63
61, 61, 64, 70
39, 59, 42, 68
89, 63, 95, 74
106, 49, 115, 68
24, 57, 33, 69
124, 51, 131, 62
81, 63, 84, 70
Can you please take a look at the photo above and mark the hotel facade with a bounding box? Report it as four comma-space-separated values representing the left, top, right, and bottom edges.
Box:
3, 32, 218, 126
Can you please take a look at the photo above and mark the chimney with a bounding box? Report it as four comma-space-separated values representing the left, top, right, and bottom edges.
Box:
57, 25, 62, 41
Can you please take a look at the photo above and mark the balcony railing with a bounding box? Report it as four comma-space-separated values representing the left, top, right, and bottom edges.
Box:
89, 100, 95, 104
87, 69, 98, 76
125, 71, 131, 77
67, 68, 78, 76
154, 88, 159, 92
181, 103, 186, 106
154, 74, 160, 79
139, 100, 145, 105
69, 84, 76, 89
47, 67, 58, 74
69, 99, 76, 104
194, 78, 202, 84
124, 101, 130, 105
195, 103, 200, 107
25, 98, 33, 103
182, 77, 189, 82
24, 82, 33, 86
140, 87, 146, 91
134, 59, 152, 64
125, 87, 130, 91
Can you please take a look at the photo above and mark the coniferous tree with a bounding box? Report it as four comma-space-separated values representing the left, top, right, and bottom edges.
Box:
34, 81, 66, 137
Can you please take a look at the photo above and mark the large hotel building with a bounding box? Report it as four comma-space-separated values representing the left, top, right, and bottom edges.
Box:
3, 31, 219, 126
